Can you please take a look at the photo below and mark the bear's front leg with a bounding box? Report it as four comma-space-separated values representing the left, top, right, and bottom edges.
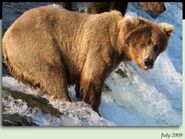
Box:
80, 77, 104, 115
79, 56, 106, 114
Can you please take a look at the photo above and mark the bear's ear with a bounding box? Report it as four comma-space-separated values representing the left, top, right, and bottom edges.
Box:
160, 23, 174, 37
121, 16, 140, 29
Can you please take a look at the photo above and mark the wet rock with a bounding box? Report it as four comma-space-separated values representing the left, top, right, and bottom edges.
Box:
2, 113, 38, 126
103, 84, 112, 92
2, 87, 62, 117
115, 68, 128, 78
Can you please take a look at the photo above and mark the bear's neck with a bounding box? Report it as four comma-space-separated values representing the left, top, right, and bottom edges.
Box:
109, 18, 132, 62
117, 39, 132, 61
113, 32, 132, 61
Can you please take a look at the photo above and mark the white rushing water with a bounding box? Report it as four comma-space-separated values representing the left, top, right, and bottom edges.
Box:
2, 2, 182, 126
99, 2, 182, 126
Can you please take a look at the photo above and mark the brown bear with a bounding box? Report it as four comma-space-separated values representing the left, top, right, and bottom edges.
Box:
3, 5, 174, 114
56, 2, 72, 11
139, 2, 166, 15
87, 2, 128, 16
59, 2, 165, 16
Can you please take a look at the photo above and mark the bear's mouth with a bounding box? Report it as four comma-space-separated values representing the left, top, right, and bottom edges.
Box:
144, 65, 153, 70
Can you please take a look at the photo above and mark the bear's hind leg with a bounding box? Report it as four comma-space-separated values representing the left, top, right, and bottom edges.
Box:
80, 78, 103, 114
40, 66, 71, 101
79, 68, 105, 114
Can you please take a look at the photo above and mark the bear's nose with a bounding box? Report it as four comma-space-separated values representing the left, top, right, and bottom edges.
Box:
144, 58, 154, 68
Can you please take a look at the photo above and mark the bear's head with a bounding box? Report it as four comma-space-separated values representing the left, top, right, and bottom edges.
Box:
118, 16, 174, 71
139, 2, 166, 17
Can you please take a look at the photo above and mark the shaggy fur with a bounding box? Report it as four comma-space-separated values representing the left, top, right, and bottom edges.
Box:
3, 5, 174, 113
